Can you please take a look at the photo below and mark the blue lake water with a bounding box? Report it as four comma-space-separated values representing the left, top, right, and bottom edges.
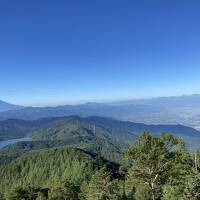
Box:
0, 138, 31, 149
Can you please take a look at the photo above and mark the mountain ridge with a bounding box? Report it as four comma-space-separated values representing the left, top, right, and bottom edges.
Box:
0, 100, 24, 112
1, 115, 200, 148
1, 94, 200, 130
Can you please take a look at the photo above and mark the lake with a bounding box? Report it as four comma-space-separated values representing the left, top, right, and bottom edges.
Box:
0, 138, 31, 149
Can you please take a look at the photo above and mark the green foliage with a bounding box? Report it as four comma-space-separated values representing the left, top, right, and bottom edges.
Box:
0, 193, 5, 200
162, 185, 186, 200
125, 132, 191, 200
49, 180, 80, 200
134, 183, 151, 200
29, 118, 124, 163
0, 139, 105, 165
5, 186, 48, 200
184, 174, 200, 200
1, 131, 200, 200
0, 118, 61, 141
0, 147, 105, 194
84, 166, 120, 200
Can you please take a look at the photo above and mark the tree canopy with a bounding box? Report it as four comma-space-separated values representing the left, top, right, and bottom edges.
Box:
0, 132, 200, 200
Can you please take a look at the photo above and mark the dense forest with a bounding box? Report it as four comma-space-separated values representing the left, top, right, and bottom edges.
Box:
1, 132, 200, 200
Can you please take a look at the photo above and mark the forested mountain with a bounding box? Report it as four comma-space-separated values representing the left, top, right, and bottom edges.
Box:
0, 117, 71, 141
1, 116, 200, 147
0, 140, 78, 164
0, 147, 119, 197
1, 115, 200, 169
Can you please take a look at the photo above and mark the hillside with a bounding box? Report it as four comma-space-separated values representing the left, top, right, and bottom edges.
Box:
1, 116, 200, 147
0, 117, 73, 141
0, 147, 117, 195
1, 115, 200, 166
0, 140, 71, 164
29, 116, 200, 150
0, 132, 200, 200
87, 116, 200, 138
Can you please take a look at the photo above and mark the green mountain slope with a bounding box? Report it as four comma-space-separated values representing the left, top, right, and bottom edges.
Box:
28, 116, 124, 163
0, 140, 68, 164
88, 116, 200, 138
1, 115, 200, 156
0, 147, 116, 194
0, 117, 77, 141
1, 115, 200, 142
29, 116, 200, 147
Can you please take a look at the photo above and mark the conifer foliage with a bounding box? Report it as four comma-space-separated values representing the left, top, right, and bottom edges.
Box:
0, 132, 200, 199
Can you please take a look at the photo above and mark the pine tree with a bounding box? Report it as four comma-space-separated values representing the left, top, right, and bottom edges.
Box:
49, 180, 80, 200
84, 166, 120, 200
125, 132, 190, 200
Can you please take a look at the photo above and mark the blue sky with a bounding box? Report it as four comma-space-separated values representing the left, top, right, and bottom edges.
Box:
0, 0, 200, 106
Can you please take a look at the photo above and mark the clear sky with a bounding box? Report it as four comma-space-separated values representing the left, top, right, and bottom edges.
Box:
0, 0, 200, 106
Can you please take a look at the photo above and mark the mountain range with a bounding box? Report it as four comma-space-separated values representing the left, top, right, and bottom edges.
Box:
1, 94, 200, 130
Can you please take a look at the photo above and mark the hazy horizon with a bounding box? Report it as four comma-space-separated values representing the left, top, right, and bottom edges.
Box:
1, 93, 200, 107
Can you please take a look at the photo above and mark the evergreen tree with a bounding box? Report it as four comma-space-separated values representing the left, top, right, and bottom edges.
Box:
125, 132, 190, 200
5, 187, 36, 200
185, 174, 200, 200
0, 193, 5, 200
162, 184, 186, 200
49, 180, 80, 200
84, 166, 120, 200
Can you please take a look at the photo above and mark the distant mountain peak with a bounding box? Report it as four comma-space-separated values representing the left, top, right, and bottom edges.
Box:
0, 100, 24, 113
